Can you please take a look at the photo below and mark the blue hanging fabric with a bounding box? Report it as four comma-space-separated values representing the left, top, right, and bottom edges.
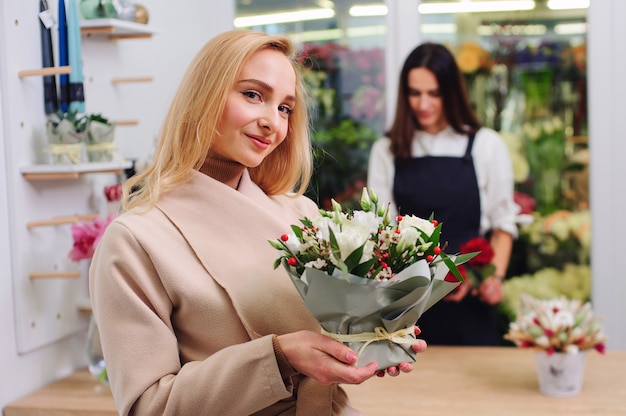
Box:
67, 0, 85, 113
58, 0, 69, 112
39, 0, 58, 115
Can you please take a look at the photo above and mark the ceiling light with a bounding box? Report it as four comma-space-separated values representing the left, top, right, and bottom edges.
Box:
349, 4, 388, 17
554, 22, 587, 35
477, 23, 546, 36
418, 1, 535, 14
547, 0, 589, 10
234, 8, 335, 28
288, 25, 387, 43
421, 23, 458, 34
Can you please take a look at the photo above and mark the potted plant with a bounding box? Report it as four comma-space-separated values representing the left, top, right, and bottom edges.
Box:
504, 294, 605, 397
45, 111, 88, 164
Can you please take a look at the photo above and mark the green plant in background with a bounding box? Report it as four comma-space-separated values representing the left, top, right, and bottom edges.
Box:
518, 209, 590, 273
500, 263, 591, 323
297, 42, 383, 210
308, 118, 377, 210
522, 116, 567, 215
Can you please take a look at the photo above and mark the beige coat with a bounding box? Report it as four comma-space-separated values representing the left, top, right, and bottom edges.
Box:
90, 170, 348, 415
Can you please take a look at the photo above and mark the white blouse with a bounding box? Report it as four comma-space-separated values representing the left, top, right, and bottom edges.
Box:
367, 126, 519, 238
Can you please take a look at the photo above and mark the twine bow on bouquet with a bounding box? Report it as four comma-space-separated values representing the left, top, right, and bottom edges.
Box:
269, 188, 478, 369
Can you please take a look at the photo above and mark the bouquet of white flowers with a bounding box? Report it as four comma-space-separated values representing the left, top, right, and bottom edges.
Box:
270, 188, 477, 369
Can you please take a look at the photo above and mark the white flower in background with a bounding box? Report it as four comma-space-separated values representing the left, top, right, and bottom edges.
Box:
523, 122, 541, 141
550, 217, 570, 241
504, 294, 606, 354
542, 118, 555, 135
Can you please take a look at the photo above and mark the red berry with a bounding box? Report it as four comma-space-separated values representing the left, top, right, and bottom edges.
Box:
395, 228, 401, 234
396, 215, 403, 222
426, 255, 434, 262
433, 246, 441, 255
381, 262, 388, 269
432, 220, 438, 226
287, 257, 297, 266
280, 234, 289, 241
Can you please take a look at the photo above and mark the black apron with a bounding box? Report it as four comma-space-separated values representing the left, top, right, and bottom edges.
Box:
393, 133, 499, 345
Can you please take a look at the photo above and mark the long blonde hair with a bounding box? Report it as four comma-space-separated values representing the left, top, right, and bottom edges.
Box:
123, 30, 312, 211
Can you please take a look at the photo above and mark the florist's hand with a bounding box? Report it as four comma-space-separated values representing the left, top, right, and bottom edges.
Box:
476, 276, 504, 305
376, 325, 427, 377
277, 331, 379, 385
445, 281, 472, 302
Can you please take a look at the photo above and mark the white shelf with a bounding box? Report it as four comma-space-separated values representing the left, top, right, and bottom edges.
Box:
80, 18, 157, 37
21, 161, 132, 180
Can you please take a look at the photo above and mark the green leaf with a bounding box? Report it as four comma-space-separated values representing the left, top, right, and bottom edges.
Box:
344, 244, 365, 271
453, 252, 480, 265
291, 224, 303, 239
328, 227, 342, 260
351, 257, 378, 276
273, 258, 282, 269
440, 253, 465, 283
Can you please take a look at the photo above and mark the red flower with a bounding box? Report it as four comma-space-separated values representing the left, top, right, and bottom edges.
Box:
104, 183, 122, 202
460, 237, 494, 268
445, 264, 466, 282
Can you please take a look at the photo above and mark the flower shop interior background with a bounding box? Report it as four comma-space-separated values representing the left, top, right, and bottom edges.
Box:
1, 0, 625, 411
237, 0, 593, 341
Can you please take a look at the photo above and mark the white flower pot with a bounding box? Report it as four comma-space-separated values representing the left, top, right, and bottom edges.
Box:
534, 351, 586, 397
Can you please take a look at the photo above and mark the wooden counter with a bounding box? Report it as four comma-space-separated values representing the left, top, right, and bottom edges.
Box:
3, 369, 116, 416
4, 347, 626, 416
344, 346, 626, 415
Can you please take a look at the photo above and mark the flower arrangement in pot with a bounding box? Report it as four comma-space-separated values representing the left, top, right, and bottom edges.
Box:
504, 294, 605, 397
85, 113, 117, 162
45, 111, 89, 164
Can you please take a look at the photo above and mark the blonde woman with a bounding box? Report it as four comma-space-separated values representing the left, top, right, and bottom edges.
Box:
90, 30, 426, 416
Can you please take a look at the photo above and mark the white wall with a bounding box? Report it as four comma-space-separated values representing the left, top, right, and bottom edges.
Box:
588, 1, 626, 351
0, 0, 234, 409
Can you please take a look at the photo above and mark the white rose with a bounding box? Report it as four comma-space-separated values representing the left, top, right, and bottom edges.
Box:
331, 223, 371, 263
398, 215, 435, 237
350, 210, 381, 235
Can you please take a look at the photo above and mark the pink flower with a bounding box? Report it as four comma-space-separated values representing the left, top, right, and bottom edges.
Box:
514, 191, 535, 215
68, 215, 115, 262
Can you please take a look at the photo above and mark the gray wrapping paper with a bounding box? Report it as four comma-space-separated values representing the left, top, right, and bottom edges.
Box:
288, 259, 460, 369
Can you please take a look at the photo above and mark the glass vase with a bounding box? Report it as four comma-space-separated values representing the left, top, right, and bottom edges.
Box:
86, 313, 109, 385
